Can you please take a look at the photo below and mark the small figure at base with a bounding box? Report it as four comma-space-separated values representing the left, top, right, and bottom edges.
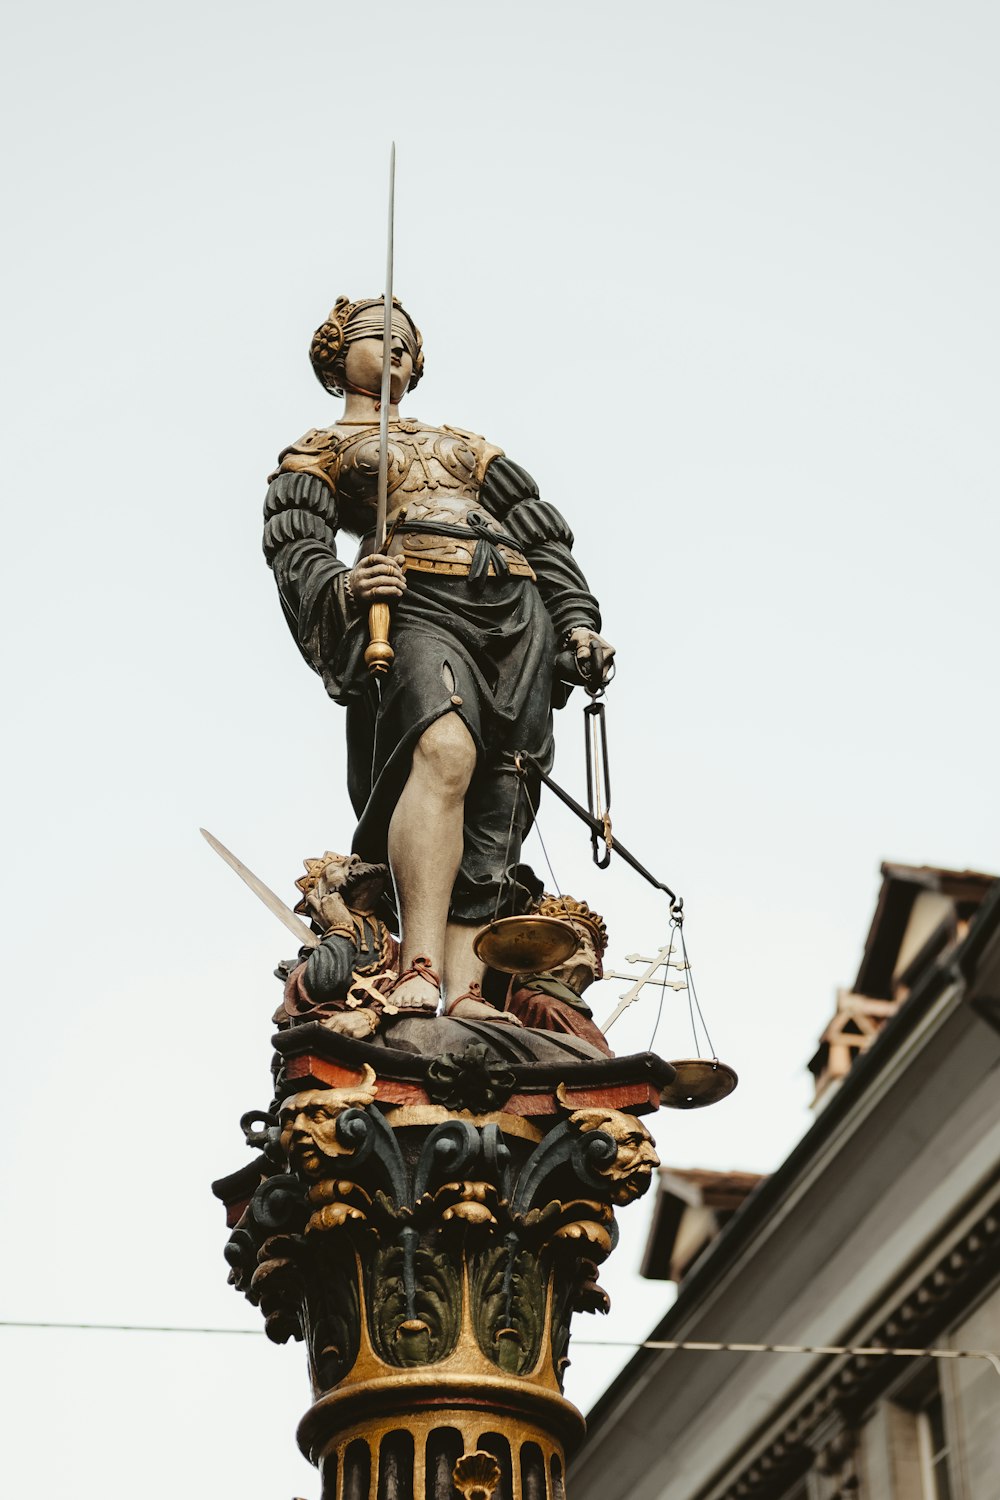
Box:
504, 895, 613, 1056
274, 852, 398, 1034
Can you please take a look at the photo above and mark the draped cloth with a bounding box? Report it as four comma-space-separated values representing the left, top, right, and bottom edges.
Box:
345, 572, 554, 922
264, 448, 602, 925
505, 976, 613, 1057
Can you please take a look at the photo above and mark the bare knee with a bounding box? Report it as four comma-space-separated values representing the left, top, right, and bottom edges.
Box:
412, 713, 476, 798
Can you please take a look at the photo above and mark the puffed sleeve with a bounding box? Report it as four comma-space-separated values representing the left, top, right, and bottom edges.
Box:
481, 456, 602, 640
301, 931, 360, 1002
263, 469, 355, 684
280, 931, 359, 1019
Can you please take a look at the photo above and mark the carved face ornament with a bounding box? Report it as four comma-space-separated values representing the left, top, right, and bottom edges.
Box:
570, 1107, 660, 1204
279, 1077, 377, 1178
611, 1119, 660, 1202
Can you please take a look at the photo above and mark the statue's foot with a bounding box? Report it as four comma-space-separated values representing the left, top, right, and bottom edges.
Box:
388, 956, 442, 1015
321, 1008, 380, 1038
447, 994, 523, 1027
390, 976, 441, 1013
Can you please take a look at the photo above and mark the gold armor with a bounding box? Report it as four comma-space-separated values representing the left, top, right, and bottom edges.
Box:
277, 420, 536, 579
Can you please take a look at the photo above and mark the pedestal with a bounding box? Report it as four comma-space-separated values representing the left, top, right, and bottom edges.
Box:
214, 1024, 672, 1500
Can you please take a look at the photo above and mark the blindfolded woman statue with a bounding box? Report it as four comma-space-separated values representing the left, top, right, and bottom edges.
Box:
263, 295, 614, 1019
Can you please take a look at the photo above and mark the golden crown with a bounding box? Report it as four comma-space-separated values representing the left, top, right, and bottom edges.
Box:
293, 852, 342, 914
533, 894, 608, 956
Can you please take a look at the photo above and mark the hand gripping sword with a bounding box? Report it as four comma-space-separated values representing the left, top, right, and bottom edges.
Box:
364, 142, 397, 677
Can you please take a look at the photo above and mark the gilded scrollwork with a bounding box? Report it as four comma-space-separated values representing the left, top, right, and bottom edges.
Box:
221, 1062, 660, 1398
430, 1180, 502, 1228
303, 1177, 375, 1236
251, 1233, 305, 1344
546, 1198, 617, 1259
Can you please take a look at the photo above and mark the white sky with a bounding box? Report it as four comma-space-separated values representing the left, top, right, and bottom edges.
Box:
2, 2, 998, 1495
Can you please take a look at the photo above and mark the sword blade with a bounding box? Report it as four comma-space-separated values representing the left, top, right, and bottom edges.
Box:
200, 828, 319, 948
375, 141, 396, 551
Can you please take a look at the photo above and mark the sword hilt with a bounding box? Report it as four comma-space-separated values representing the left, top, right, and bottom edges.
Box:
366, 602, 394, 674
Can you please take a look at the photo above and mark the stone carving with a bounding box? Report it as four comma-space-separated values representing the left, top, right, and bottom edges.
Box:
367, 1240, 462, 1368
424, 1045, 517, 1113
304, 1241, 362, 1389
210, 274, 682, 1500
223, 1172, 308, 1345
222, 1071, 658, 1390
453, 1451, 503, 1500
278, 1071, 379, 1175
563, 1104, 660, 1206
275, 858, 397, 1036
470, 1240, 546, 1375
503, 895, 613, 1055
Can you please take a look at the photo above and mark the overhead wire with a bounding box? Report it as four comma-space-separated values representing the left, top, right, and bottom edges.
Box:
3, 1320, 997, 1375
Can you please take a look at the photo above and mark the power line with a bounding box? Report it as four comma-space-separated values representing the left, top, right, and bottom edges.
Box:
2, 1319, 998, 1374
581, 1337, 1000, 1376
0, 1319, 260, 1336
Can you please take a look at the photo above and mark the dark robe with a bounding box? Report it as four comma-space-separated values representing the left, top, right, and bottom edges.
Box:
264, 448, 601, 924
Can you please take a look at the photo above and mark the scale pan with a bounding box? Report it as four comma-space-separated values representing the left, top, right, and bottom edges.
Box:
660, 1059, 739, 1110
474, 916, 579, 975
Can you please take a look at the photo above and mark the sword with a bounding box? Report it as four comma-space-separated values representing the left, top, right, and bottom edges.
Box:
200, 828, 319, 949
365, 141, 396, 676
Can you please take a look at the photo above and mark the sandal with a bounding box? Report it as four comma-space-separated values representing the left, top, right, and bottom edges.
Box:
389, 954, 442, 1011
445, 981, 486, 1017
445, 984, 520, 1025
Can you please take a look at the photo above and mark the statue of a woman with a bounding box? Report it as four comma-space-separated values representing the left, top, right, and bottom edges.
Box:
263, 296, 613, 1018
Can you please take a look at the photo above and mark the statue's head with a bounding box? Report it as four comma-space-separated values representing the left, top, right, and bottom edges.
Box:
534, 893, 609, 992
294, 851, 389, 922
310, 295, 424, 401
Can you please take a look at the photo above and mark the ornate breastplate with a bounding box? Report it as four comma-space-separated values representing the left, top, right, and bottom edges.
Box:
336, 422, 494, 519
279, 421, 533, 577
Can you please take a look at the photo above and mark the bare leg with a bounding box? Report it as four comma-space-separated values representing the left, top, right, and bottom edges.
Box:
445, 922, 522, 1025
388, 714, 476, 1011
443, 923, 484, 1001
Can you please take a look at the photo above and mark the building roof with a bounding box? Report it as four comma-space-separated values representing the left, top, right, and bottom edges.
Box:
853, 862, 995, 1001
570, 874, 1000, 1500
641, 1168, 766, 1283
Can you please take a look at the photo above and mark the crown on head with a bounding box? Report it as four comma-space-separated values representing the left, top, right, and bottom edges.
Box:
534, 894, 609, 956
293, 852, 342, 914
